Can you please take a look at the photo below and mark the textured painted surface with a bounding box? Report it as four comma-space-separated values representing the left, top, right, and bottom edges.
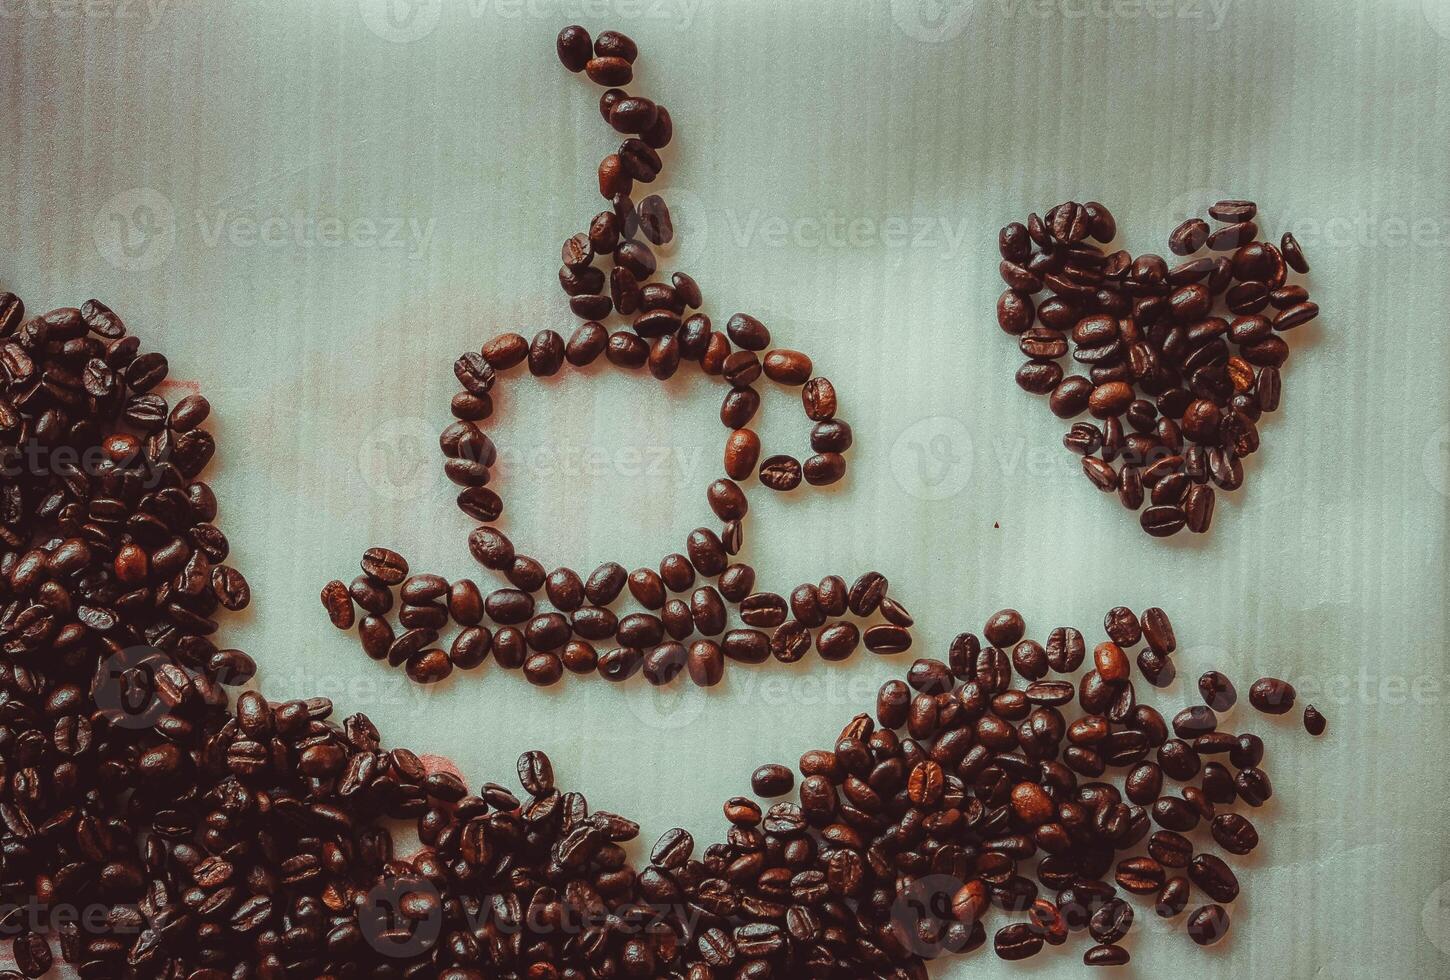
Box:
1, 1, 1448, 976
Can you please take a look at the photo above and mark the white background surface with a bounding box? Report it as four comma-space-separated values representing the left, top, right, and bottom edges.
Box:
3, 0, 1449, 975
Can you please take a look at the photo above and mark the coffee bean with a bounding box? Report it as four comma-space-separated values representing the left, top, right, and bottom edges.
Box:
1187, 904, 1231, 946
751, 764, 793, 797
556, 24, 592, 71
1235, 766, 1273, 806
1211, 812, 1259, 855
1140, 505, 1186, 536
1084, 943, 1130, 966
1156, 876, 1191, 918
993, 922, 1044, 960
1169, 218, 1210, 255
321, 580, 355, 629
1303, 703, 1326, 736
1280, 232, 1309, 272
816, 622, 859, 661
726, 313, 770, 351
863, 624, 912, 654
1248, 676, 1296, 714
1088, 897, 1133, 943
687, 639, 724, 686
759, 455, 802, 491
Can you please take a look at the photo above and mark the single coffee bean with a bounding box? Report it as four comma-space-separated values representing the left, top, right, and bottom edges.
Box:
751, 764, 794, 797
687, 639, 724, 686
1210, 812, 1259, 855
1155, 876, 1191, 918
863, 624, 912, 654
759, 455, 802, 491
321, 579, 355, 629
1235, 766, 1273, 806
556, 25, 592, 71
993, 922, 1044, 961
1084, 944, 1130, 966
816, 622, 859, 661
1303, 703, 1326, 735
1088, 897, 1133, 943
1169, 218, 1210, 255
1281, 231, 1309, 272
1248, 676, 1296, 714
726, 313, 771, 351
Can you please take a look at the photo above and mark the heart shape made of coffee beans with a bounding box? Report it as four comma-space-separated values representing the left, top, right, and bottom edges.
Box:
995, 199, 1316, 537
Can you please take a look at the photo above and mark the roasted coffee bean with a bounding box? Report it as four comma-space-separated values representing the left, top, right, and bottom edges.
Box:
1088, 897, 1134, 943
1156, 877, 1191, 918
751, 764, 794, 797
755, 453, 801, 492
1249, 676, 1296, 714
556, 24, 592, 71
1147, 829, 1193, 868
816, 622, 859, 661
1187, 904, 1232, 946
863, 624, 912, 654
321, 579, 355, 629
1211, 812, 1260, 855
1304, 703, 1327, 735
687, 639, 724, 686
1169, 218, 1210, 255
1084, 943, 1130, 966
993, 922, 1044, 961
1235, 766, 1274, 806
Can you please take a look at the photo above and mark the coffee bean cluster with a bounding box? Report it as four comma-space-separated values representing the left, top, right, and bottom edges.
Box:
664, 605, 1298, 972
329, 25, 895, 687
328, 534, 915, 687
996, 200, 1316, 536
0, 294, 271, 973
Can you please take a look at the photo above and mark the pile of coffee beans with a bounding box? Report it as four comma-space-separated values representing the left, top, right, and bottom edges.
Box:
996, 200, 1316, 536
328, 24, 901, 688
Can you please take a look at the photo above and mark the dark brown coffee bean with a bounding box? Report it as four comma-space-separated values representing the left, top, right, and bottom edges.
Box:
726, 313, 770, 351
1140, 505, 1186, 537
797, 377, 839, 422
1303, 703, 1327, 736
759, 454, 802, 491
863, 624, 912, 654
321, 580, 355, 629
803, 452, 846, 486
1281, 231, 1309, 272
556, 24, 591, 70
993, 922, 1043, 961
816, 622, 859, 661
1210, 812, 1259, 856
687, 639, 724, 686
722, 628, 770, 664
1169, 218, 1209, 255
1084, 943, 1130, 966
1115, 855, 1166, 894
1088, 897, 1133, 943
1236, 766, 1273, 806
1248, 676, 1296, 714
1154, 876, 1191, 918
751, 764, 794, 797
1273, 301, 1318, 330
